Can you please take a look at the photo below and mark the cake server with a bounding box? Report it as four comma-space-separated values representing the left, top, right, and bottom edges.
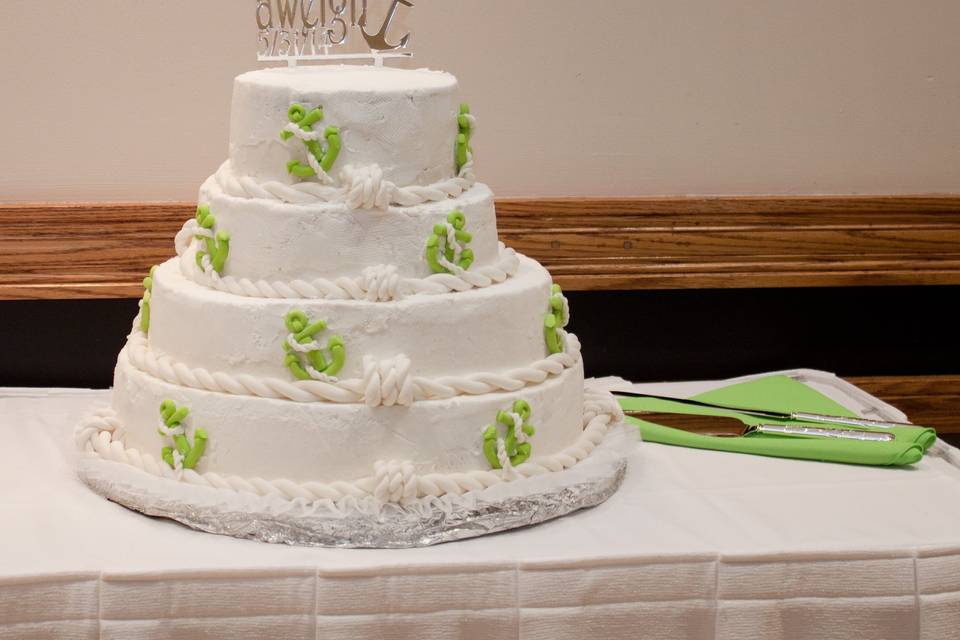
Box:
630, 411, 895, 442
623, 411, 925, 466
613, 391, 916, 430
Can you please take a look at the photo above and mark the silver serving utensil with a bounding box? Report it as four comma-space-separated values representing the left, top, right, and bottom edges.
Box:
614, 391, 915, 429
744, 424, 894, 442
631, 411, 895, 442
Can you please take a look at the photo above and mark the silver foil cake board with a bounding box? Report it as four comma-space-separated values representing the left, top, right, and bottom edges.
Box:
77, 427, 632, 548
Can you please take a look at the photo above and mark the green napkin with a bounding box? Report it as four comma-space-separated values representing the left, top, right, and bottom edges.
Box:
620, 375, 934, 467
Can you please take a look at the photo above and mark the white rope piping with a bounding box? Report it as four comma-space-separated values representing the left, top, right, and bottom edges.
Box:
123, 327, 582, 407
174, 218, 520, 302
156, 422, 184, 438
436, 221, 468, 276
372, 459, 418, 504
281, 123, 334, 185
286, 332, 340, 383
75, 389, 622, 503
496, 438, 514, 476
213, 152, 476, 209
485, 411, 529, 477
285, 334, 319, 353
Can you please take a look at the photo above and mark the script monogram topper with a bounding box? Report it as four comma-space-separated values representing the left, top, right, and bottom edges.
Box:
257, 0, 414, 62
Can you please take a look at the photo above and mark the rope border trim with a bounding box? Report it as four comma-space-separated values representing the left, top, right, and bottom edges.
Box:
75, 389, 623, 503
124, 328, 583, 407
214, 153, 476, 210
175, 220, 520, 302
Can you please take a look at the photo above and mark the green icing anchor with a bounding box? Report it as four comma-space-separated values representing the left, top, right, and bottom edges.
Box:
544, 284, 569, 354
281, 103, 342, 178
283, 310, 346, 380
483, 400, 536, 469
157, 400, 208, 471
139, 265, 157, 334
426, 210, 474, 274
455, 103, 473, 173
195, 205, 230, 274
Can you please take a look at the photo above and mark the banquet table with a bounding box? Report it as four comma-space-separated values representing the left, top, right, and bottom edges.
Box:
2, 369, 960, 640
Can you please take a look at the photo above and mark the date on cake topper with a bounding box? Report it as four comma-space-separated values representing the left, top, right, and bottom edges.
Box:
257, 0, 414, 65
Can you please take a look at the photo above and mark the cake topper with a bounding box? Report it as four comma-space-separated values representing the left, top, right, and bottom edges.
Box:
257, 0, 414, 65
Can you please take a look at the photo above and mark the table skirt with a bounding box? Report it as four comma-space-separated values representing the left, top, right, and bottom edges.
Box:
2, 370, 959, 640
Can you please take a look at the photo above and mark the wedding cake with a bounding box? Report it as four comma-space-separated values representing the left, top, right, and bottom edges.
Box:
76, 64, 624, 540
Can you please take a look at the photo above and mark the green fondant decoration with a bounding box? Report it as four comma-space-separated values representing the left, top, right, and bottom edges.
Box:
544, 284, 569, 354
158, 400, 208, 471
195, 205, 230, 274
139, 265, 158, 335
425, 210, 475, 274
456, 103, 473, 173
483, 400, 536, 469
283, 310, 346, 380
281, 103, 342, 178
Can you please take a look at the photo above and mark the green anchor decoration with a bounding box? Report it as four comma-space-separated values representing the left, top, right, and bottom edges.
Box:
195, 205, 230, 274
139, 265, 158, 335
544, 284, 570, 354
157, 400, 208, 471
426, 210, 475, 274
455, 103, 473, 173
483, 400, 536, 470
280, 103, 342, 179
283, 310, 346, 380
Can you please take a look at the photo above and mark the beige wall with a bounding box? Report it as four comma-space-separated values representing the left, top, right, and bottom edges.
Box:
1, 0, 958, 202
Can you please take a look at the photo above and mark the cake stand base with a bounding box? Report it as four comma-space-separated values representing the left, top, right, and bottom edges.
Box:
77, 427, 631, 548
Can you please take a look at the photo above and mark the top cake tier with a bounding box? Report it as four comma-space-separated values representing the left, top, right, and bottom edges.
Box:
229, 65, 460, 188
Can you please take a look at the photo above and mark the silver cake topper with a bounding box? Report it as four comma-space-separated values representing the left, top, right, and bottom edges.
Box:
257, 0, 414, 65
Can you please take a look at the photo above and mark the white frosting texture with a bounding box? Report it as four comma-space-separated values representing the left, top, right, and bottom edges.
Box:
197, 178, 499, 281
90, 64, 613, 505
230, 66, 459, 188
112, 353, 585, 485
125, 325, 582, 406
213, 157, 477, 209
148, 255, 555, 382
176, 234, 520, 301
79, 386, 622, 503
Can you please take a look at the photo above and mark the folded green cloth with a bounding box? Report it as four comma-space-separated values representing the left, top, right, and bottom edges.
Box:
620, 375, 934, 467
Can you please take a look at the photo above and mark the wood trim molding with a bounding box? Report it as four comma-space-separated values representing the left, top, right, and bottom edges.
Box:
497, 196, 960, 291
847, 375, 960, 435
2, 196, 959, 299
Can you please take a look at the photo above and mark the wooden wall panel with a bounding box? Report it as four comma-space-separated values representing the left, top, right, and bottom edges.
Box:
0, 203, 187, 300
497, 197, 960, 290
2, 196, 959, 299
850, 375, 960, 435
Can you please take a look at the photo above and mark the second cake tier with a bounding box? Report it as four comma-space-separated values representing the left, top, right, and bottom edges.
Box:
194, 179, 500, 283
146, 254, 569, 395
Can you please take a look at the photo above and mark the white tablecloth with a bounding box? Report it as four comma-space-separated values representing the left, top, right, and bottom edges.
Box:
2, 370, 960, 640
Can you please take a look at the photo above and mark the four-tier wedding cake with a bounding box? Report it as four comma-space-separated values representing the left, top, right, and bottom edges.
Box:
76, 64, 625, 542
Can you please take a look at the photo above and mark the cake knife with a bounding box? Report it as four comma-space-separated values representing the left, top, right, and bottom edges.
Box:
629, 411, 895, 442
613, 391, 916, 429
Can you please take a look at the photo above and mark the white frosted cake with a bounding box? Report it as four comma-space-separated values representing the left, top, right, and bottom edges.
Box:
77, 65, 624, 535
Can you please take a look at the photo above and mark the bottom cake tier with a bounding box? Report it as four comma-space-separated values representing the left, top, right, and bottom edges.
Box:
85, 346, 614, 502
76, 378, 628, 547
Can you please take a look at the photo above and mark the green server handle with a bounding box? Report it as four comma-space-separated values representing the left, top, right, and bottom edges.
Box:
627, 417, 925, 466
